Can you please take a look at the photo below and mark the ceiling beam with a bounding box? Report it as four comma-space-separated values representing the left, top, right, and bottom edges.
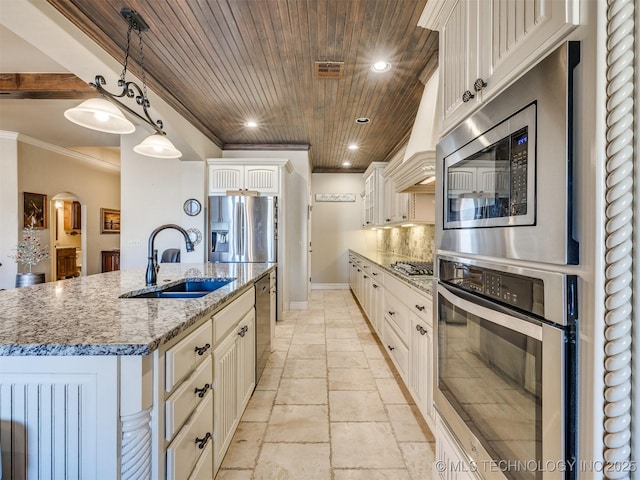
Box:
0, 73, 96, 99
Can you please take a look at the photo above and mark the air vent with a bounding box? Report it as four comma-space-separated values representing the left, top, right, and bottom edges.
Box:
315, 61, 344, 79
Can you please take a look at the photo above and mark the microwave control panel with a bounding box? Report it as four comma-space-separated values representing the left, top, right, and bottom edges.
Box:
510, 127, 529, 216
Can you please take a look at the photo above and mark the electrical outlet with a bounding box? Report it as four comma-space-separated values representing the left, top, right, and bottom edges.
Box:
127, 240, 142, 247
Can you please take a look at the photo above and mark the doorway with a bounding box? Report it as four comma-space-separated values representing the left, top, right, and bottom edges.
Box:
50, 193, 86, 280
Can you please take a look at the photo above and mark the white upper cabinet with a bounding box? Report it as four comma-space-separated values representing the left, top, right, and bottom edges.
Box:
420, 0, 580, 134
207, 159, 292, 195
362, 162, 386, 227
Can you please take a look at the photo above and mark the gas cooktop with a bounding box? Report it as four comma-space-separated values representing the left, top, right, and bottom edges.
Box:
390, 261, 434, 276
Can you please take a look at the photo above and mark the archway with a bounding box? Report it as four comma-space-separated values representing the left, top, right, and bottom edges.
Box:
49, 192, 87, 280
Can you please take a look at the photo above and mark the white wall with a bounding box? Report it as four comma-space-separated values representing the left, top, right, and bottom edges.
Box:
0, 133, 20, 289
120, 131, 213, 271
310, 173, 376, 286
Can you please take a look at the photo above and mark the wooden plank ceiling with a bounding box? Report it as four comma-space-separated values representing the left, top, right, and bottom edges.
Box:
46, 0, 438, 172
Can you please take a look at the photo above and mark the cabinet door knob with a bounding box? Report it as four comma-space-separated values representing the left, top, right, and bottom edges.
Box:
415, 304, 425, 311
416, 325, 427, 335
387, 345, 395, 351
195, 432, 212, 449
462, 90, 474, 102
474, 78, 487, 92
238, 325, 248, 337
387, 311, 395, 316
372, 272, 378, 276
194, 343, 211, 355
194, 383, 211, 398
373, 284, 379, 288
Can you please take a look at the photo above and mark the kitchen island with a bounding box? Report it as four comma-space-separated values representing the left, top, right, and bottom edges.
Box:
0, 262, 275, 479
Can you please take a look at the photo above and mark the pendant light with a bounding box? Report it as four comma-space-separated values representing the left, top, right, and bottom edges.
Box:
133, 133, 181, 158
64, 8, 181, 159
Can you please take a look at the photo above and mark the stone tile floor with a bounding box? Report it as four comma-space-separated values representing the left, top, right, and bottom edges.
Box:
216, 289, 435, 480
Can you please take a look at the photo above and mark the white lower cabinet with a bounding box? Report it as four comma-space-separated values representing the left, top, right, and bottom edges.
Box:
154, 286, 257, 480
409, 314, 434, 424
166, 391, 213, 480
435, 413, 480, 480
213, 308, 256, 474
348, 252, 435, 432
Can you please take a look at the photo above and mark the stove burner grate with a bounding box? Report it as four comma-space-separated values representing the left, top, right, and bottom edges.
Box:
391, 261, 434, 276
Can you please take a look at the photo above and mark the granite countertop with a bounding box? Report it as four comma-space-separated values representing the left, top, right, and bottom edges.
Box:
0, 262, 275, 357
349, 249, 435, 296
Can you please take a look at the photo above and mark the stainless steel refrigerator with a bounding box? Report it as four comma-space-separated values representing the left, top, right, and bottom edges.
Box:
208, 195, 277, 263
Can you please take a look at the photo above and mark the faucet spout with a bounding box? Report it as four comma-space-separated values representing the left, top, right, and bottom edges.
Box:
146, 224, 195, 286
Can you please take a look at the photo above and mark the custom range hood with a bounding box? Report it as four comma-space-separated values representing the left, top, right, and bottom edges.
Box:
387, 68, 439, 193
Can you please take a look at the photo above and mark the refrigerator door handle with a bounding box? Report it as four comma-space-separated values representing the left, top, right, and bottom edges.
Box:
235, 201, 242, 257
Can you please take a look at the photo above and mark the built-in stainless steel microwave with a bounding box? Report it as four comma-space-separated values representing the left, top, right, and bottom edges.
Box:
443, 103, 536, 230
436, 42, 580, 266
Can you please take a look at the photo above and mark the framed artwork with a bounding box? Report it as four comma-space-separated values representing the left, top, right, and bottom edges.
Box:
314, 193, 356, 202
23, 192, 47, 229
100, 208, 121, 234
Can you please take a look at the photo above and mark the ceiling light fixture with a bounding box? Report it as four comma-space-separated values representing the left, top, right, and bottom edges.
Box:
348, 144, 358, 150
244, 121, 258, 128
355, 117, 370, 124
64, 8, 181, 159
342, 161, 351, 167
371, 61, 391, 73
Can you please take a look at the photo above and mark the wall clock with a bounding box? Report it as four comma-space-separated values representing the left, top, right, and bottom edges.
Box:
183, 198, 202, 216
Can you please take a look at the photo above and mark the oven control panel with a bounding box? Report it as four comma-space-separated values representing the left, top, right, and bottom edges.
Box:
439, 259, 544, 316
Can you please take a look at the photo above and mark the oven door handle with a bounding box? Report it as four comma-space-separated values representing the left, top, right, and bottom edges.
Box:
437, 283, 543, 341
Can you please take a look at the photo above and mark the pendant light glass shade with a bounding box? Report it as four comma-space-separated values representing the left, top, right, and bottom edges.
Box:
64, 97, 136, 134
133, 133, 182, 158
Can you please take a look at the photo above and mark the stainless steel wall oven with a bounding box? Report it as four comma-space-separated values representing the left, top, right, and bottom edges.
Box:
436, 255, 577, 480
434, 41, 582, 480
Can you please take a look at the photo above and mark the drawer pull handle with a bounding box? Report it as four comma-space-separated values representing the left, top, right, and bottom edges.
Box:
462, 90, 474, 102
194, 343, 210, 356
415, 305, 425, 311
194, 383, 210, 398
372, 272, 378, 276
387, 345, 395, 351
373, 284, 379, 288
195, 432, 212, 449
416, 325, 427, 336
387, 311, 395, 316
238, 325, 248, 337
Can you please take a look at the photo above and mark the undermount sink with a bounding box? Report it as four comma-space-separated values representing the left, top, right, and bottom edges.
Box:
122, 278, 235, 299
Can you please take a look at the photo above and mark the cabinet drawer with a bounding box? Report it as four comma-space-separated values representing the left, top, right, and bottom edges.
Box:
166, 321, 213, 392
369, 265, 384, 286
188, 440, 213, 480
166, 356, 213, 441
404, 288, 433, 327
214, 288, 254, 344
166, 390, 213, 480
384, 291, 410, 344
383, 320, 409, 379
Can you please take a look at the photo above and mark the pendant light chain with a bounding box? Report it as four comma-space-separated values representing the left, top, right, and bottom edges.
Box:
136, 27, 150, 108
120, 24, 133, 85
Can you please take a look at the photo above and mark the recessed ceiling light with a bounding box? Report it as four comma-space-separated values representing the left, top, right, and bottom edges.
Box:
348, 144, 358, 150
342, 161, 351, 167
355, 117, 370, 124
244, 121, 258, 128
371, 61, 391, 73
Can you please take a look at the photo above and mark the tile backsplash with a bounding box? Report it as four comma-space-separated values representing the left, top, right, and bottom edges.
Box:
377, 225, 435, 260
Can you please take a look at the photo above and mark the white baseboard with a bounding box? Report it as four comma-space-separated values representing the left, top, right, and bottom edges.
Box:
289, 301, 308, 310
311, 283, 350, 290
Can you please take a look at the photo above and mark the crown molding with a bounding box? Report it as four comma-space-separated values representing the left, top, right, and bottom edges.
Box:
0, 130, 120, 172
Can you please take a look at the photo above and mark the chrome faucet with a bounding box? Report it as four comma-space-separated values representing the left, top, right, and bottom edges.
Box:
146, 224, 195, 286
